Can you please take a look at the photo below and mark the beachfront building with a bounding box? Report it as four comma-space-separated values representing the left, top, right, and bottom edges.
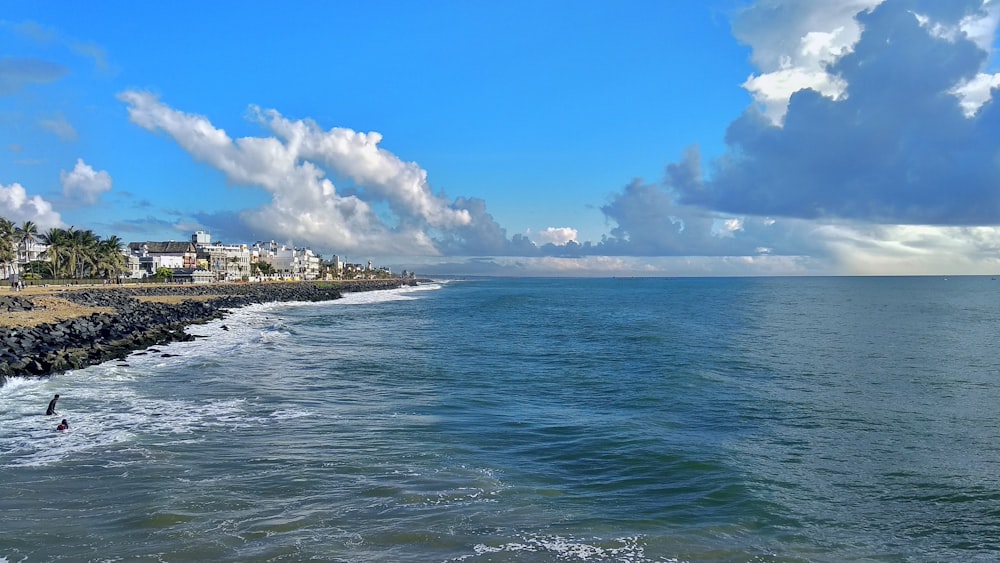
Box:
329, 255, 343, 279
342, 262, 366, 278
124, 253, 141, 279
6, 239, 48, 279
126, 241, 199, 279
17, 240, 47, 268
253, 241, 321, 280
300, 248, 321, 280
190, 231, 251, 281
337, 258, 391, 279
170, 268, 215, 284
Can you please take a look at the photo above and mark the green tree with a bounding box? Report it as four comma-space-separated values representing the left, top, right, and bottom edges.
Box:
0, 217, 15, 280
154, 266, 173, 281
252, 261, 275, 276
25, 260, 53, 279
96, 235, 126, 279
15, 220, 38, 266
40, 227, 70, 278
68, 228, 99, 278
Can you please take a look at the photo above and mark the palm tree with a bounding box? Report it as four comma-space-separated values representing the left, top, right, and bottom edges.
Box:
0, 217, 15, 280
96, 235, 126, 279
15, 221, 38, 266
40, 227, 70, 278
69, 229, 100, 279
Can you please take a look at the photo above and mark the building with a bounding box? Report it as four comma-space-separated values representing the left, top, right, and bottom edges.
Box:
126, 241, 199, 278
253, 241, 321, 280
170, 268, 215, 284
194, 242, 250, 281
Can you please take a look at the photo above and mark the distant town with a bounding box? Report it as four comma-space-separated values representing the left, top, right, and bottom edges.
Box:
0, 218, 413, 284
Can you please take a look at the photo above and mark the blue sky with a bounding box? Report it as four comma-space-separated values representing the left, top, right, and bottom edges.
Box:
3, 0, 1000, 276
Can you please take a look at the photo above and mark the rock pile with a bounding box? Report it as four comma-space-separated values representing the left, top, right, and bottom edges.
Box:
0, 295, 34, 313
0, 280, 409, 382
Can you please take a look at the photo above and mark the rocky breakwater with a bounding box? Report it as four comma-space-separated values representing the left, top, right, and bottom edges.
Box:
0, 280, 411, 382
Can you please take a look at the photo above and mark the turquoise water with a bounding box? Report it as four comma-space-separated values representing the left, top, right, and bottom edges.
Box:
3, 277, 1000, 562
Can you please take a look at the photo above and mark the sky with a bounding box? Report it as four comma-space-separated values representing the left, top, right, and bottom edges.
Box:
2, 0, 1000, 277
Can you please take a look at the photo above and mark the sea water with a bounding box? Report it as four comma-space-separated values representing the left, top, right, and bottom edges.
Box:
2, 277, 1000, 562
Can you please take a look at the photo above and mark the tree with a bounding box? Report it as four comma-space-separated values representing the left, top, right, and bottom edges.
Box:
154, 266, 172, 281
15, 220, 38, 266
40, 227, 70, 278
252, 261, 275, 277
68, 228, 99, 278
96, 235, 126, 279
25, 260, 53, 279
0, 218, 15, 279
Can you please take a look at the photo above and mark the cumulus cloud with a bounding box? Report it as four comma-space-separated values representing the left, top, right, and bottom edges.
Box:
0, 182, 62, 227
61, 158, 112, 204
671, 0, 1000, 226
534, 227, 578, 246
118, 90, 483, 256
0, 56, 68, 95
433, 196, 538, 256
588, 0, 1000, 275
252, 107, 471, 230
595, 177, 826, 258
734, 0, 1000, 122
733, 0, 878, 122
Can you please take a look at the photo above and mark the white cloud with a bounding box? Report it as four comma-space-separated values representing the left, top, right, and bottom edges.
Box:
253, 107, 471, 230
736, 1, 1000, 123
741, 65, 847, 121
951, 71, 1000, 116
118, 90, 470, 256
0, 182, 62, 228
733, 0, 877, 123
534, 227, 577, 245
61, 158, 112, 204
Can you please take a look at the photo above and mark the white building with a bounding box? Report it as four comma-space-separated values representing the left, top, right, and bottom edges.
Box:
254, 241, 321, 280
126, 241, 199, 278
193, 234, 250, 281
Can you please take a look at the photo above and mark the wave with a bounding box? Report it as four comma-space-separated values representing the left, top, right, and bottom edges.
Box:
0, 284, 444, 469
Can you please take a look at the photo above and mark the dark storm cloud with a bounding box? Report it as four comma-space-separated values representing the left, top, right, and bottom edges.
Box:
671, 0, 1000, 226
595, 178, 827, 257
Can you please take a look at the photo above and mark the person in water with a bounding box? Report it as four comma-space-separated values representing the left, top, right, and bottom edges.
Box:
56, 419, 69, 431
46, 394, 60, 415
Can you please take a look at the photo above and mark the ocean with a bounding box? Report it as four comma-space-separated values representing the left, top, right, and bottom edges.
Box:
2, 277, 1000, 562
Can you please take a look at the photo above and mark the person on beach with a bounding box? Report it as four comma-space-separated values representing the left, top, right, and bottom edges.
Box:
56, 419, 69, 431
46, 394, 60, 415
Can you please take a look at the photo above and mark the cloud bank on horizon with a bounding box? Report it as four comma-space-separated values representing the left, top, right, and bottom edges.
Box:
3, 0, 1000, 276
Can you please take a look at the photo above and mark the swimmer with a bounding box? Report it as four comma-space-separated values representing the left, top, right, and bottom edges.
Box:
46, 394, 60, 415
56, 419, 69, 431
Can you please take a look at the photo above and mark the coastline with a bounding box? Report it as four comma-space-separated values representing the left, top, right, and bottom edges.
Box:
0, 280, 413, 383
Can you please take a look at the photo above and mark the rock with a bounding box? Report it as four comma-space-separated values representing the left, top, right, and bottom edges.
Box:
0, 280, 411, 382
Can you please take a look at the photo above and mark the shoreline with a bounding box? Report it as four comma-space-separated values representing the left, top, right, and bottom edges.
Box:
0, 280, 414, 383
